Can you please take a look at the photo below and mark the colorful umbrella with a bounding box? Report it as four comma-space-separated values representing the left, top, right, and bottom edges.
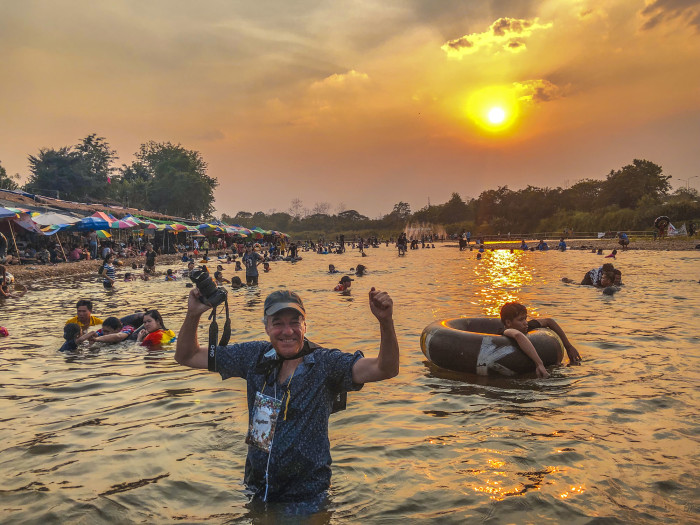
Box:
0, 207, 18, 219
73, 216, 111, 231
96, 230, 112, 239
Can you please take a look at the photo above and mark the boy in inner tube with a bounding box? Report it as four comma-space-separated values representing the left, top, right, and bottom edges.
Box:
500, 302, 582, 378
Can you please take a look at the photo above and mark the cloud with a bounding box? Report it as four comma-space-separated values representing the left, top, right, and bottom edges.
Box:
513, 79, 566, 103
441, 17, 553, 58
640, 0, 700, 31
310, 70, 370, 91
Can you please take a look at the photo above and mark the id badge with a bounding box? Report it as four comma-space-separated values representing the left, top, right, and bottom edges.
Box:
246, 391, 282, 452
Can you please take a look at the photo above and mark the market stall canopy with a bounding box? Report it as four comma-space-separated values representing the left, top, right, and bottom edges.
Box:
32, 212, 80, 226
0, 207, 18, 219
73, 216, 111, 231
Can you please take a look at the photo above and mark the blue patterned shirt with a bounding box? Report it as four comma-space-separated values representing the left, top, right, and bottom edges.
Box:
216, 340, 364, 502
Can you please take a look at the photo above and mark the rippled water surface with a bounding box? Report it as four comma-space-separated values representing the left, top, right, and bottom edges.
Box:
1, 245, 699, 524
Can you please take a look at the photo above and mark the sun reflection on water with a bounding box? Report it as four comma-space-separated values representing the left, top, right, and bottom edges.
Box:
471, 250, 534, 316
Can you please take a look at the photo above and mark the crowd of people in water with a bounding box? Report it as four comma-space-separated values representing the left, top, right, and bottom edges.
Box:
0, 227, 639, 513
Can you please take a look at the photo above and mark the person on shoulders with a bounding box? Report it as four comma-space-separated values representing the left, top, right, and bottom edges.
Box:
174, 287, 399, 505
65, 299, 103, 333
500, 302, 582, 378
334, 275, 353, 291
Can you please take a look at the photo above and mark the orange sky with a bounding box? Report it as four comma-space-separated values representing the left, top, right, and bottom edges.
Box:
1, 0, 699, 218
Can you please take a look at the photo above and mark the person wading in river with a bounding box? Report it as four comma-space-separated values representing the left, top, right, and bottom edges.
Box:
174, 288, 399, 508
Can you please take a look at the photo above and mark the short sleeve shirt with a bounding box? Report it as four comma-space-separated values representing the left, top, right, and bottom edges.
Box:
216, 340, 364, 502
95, 325, 135, 337
242, 252, 261, 276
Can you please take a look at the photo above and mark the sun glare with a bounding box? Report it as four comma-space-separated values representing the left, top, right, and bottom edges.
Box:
488, 107, 506, 124
465, 87, 519, 133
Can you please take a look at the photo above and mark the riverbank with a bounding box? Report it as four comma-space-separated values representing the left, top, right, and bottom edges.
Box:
477, 237, 700, 252
5, 254, 187, 282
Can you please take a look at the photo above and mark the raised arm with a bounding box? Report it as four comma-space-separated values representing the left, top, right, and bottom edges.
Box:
538, 318, 581, 364
174, 288, 211, 369
504, 328, 550, 378
351, 288, 400, 383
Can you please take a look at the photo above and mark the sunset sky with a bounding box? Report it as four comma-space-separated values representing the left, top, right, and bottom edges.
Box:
1, 0, 699, 219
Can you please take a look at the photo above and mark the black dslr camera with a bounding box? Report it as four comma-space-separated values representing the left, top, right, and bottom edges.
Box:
190, 268, 228, 307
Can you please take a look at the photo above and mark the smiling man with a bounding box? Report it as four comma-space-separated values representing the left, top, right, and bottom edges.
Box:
175, 287, 399, 507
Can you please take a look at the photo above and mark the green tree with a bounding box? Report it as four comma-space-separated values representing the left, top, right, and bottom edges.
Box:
0, 161, 20, 190
438, 192, 469, 224
601, 159, 671, 209
25, 134, 117, 201
133, 141, 218, 219
25, 147, 88, 199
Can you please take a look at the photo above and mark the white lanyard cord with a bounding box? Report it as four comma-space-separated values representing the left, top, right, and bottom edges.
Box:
263, 383, 277, 502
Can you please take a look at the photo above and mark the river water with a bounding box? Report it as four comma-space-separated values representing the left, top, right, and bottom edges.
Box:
1, 245, 698, 524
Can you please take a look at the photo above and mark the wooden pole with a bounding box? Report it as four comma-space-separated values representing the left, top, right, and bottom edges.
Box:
8, 221, 21, 265
55, 233, 68, 262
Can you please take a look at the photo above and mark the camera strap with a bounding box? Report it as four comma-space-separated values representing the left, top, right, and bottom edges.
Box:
207, 297, 231, 372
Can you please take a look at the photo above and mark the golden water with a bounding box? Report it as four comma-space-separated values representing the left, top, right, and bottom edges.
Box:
1, 245, 698, 523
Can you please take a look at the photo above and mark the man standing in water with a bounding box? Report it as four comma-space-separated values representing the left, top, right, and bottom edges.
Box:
175, 287, 399, 507
65, 299, 104, 334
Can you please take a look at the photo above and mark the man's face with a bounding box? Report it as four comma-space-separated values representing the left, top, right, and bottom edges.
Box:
265, 310, 306, 358
505, 313, 528, 334
76, 306, 91, 324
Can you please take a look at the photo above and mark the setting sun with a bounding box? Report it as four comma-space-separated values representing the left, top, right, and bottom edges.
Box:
466, 86, 519, 133
488, 107, 506, 124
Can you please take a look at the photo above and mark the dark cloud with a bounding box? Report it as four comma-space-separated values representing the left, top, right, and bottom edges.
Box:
640, 0, 700, 31
507, 40, 525, 49
491, 17, 534, 36
447, 37, 474, 50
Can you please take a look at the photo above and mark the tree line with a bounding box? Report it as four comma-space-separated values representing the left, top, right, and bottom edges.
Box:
0, 134, 217, 219
1, 138, 696, 235
223, 159, 698, 237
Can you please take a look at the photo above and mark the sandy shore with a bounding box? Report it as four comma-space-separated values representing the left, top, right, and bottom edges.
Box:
6, 254, 188, 282
4, 237, 698, 282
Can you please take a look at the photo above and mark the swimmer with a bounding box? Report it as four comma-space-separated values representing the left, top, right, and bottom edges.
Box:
65, 299, 103, 333
334, 275, 353, 291
605, 249, 617, 259
235, 260, 243, 271
328, 264, 339, 274
182, 261, 195, 278
500, 302, 582, 378
214, 271, 230, 285
78, 316, 136, 345
124, 272, 133, 282
231, 276, 245, 289
165, 269, 177, 281
137, 309, 176, 347
263, 262, 270, 273
355, 264, 367, 277
0, 264, 26, 298
476, 253, 482, 260
59, 323, 81, 352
